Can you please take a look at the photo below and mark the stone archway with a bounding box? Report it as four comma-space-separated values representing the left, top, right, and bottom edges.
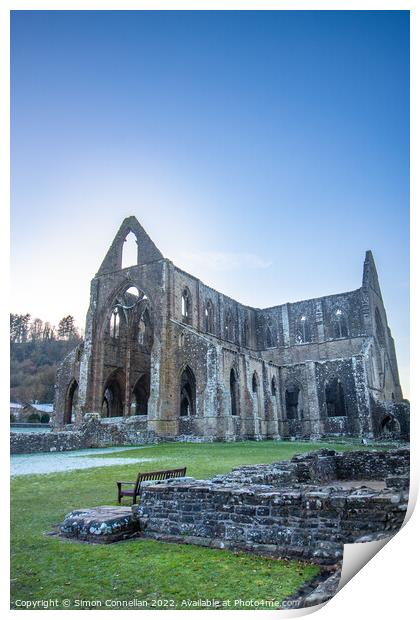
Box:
380, 414, 400, 438
64, 379, 78, 424
230, 368, 239, 416
131, 374, 150, 415
180, 366, 196, 417
102, 370, 125, 418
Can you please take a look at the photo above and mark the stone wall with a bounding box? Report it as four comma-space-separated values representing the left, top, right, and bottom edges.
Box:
211, 448, 409, 487
10, 414, 156, 454
11, 430, 85, 454
136, 449, 409, 564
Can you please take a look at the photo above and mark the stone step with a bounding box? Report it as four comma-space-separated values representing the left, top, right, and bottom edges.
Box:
59, 506, 139, 543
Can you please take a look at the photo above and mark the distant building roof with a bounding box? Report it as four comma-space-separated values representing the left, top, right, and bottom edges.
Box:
10, 402, 53, 412
33, 403, 54, 413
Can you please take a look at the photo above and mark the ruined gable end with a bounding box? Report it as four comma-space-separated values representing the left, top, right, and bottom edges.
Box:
97, 216, 164, 275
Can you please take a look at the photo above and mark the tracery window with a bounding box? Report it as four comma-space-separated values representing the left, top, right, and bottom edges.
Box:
181, 288, 191, 321
333, 309, 348, 338
109, 308, 120, 338
296, 315, 310, 343
205, 300, 214, 333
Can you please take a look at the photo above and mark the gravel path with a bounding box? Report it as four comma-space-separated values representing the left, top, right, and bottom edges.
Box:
10, 446, 155, 477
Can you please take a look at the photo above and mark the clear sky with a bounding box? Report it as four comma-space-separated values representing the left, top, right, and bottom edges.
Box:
11, 10, 409, 396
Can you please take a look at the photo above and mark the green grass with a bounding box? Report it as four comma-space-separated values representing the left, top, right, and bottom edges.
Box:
11, 440, 384, 610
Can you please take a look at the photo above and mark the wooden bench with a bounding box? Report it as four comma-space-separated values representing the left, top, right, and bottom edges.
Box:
117, 467, 187, 504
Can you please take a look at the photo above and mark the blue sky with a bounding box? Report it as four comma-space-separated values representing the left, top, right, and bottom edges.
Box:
11, 10, 409, 395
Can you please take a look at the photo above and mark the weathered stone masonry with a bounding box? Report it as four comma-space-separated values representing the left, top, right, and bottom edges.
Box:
53, 216, 409, 442
58, 448, 409, 567
135, 449, 409, 565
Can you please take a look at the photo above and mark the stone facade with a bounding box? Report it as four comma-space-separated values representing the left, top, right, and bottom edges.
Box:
53, 216, 409, 441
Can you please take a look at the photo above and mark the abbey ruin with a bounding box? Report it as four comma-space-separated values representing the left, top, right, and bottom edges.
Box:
53, 216, 408, 442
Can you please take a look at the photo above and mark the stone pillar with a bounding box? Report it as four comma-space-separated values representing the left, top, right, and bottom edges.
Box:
242, 357, 257, 439
305, 361, 322, 438
352, 355, 374, 438
315, 300, 325, 342
282, 305, 290, 347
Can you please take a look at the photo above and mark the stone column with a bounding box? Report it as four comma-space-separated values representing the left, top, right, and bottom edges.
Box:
352, 355, 374, 438
305, 361, 322, 438
282, 305, 290, 347
315, 300, 325, 342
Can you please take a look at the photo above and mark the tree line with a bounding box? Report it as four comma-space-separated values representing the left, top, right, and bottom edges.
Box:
10, 313, 81, 343
10, 313, 82, 405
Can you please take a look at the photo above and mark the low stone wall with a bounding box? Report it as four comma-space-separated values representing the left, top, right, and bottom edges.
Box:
212, 448, 410, 488
10, 413, 156, 454
11, 430, 85, 454
135, 449, 409, 564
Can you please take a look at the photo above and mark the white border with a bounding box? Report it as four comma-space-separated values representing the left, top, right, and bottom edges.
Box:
2, 2, 417, 618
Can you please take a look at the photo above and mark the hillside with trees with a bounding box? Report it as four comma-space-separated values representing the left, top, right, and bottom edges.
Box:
10, 314, 82, 404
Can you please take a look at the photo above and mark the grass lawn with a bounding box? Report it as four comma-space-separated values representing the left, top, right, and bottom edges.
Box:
11, 440, 384, 610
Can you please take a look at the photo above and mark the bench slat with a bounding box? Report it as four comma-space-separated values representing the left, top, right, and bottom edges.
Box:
117, 467, 187, 504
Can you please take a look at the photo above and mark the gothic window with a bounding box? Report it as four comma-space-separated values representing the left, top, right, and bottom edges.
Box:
205, 300, 214, 333
64, 379, 78, 424
138, 316, 146, 345
252, 371, 259, 393
121, 285, 141, 308
225, 310, 235, 342
131, 374, 150, 416
325, 377, 347, 417
102, 370, 124, 418
181, 288, 191, 321
333, 309, 348, 339
296, 315, 310, 344
271, 376, 277, 396
138, 309, 153, 350
375, 307, 386, 346
121, 231, 138, 269
285, 385, 300, 420
266, 326, 275, 348
109, 307, 120, 339
230, 368, 239, 416
180, 366, 196, 416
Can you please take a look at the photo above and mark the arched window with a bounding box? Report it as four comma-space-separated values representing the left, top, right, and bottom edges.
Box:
64, 379, 78, 424
205, 300, 214, 333
285, 385, 300, 420
242, 317, 249, 347
109, 308, 120, 339
138, 316, 146, 345
381, 414, 400, 436
102, 370, 124, 418
296, 315, 310, 344
375, 307, 386, 345
266, 326, 275, 348
333, 309, 348, 339
325, 377, 346, 417
181, 288, 191, 321
271, 376, 277, 396
225, 310, 235, 342
138, 309, 153, 350
230, 368, 239, 416
180, 366, 196, 416
131, 374, 150, 416
252, 371, 259, 393
121, 231, 138, 269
